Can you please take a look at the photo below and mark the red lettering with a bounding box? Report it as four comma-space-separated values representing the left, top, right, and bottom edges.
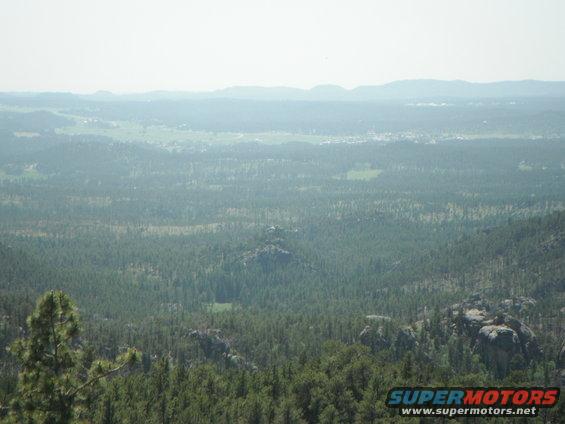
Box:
464, 390, 484, 405
542, 389, 559, 406
499, 390, 514, 405
483, 390, 499, 405
527, 390, 543, 405
512, 390, 529, 405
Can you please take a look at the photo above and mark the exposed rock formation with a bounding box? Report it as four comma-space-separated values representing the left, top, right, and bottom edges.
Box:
243, 244, 292, 268
460, 308, 492, 337
224, 353, 258, 372
476, 325, 521, 377
189, 329, 231, 358
357, 293, 545, 378
448, 294, 543, 376
395, 327, 418, 355
365, 314, 392, 322
502, 316, 543, 361
189, 329, 256, 370
498, 296, 537, 313
359, 325, 390, 353
451, 292, 493, 313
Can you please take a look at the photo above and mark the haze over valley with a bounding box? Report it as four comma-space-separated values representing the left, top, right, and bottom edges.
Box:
1, 1, 564, 422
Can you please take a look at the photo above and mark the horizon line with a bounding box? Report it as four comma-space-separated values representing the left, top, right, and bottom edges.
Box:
2, 78, 565, 96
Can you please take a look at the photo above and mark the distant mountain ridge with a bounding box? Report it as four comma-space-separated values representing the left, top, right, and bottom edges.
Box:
74, 79, 565, 101
2, 80, 565, 103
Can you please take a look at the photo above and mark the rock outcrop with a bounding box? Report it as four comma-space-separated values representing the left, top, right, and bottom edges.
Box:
190, 329, 231, 358
357, 293, 546, 378
224, 353, 258, 371
451, 292, 493, 314
476, 325, 522, 377
502, 316, 543, 361
365, 314, 392, 322
498, 296, 537, 313
243, 244, 292, 268
395, 327, 418, 355
448, 294, 543, 376
460, 308, 492, 337
359, 325, 391, 353
189, 329, 256, 370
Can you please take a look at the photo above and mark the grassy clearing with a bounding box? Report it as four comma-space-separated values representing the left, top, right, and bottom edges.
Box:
0, 167, 46, 181
54, 111, 331, 145
57, 121, 331, 146
13, 131, 40, 138
1, 103, 332, 145
207, 302, 234, 313
518, 162, 534, 172
345, 167, 382, 181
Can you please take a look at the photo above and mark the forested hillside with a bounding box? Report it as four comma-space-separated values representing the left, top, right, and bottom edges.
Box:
0, 95, 564, 422
1, 210, 563, 422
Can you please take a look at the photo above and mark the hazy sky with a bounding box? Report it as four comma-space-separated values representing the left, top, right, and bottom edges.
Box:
1, 0, 564, 93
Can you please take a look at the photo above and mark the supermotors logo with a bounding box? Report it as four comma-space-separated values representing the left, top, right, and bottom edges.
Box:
386, 387, 560, 418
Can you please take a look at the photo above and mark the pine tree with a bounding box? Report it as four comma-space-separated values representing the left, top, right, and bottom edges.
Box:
8, 291, 140, 423
274, 398, 305, 424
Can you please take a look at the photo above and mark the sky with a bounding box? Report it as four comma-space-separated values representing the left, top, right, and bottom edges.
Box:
1, 0, 564, 93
